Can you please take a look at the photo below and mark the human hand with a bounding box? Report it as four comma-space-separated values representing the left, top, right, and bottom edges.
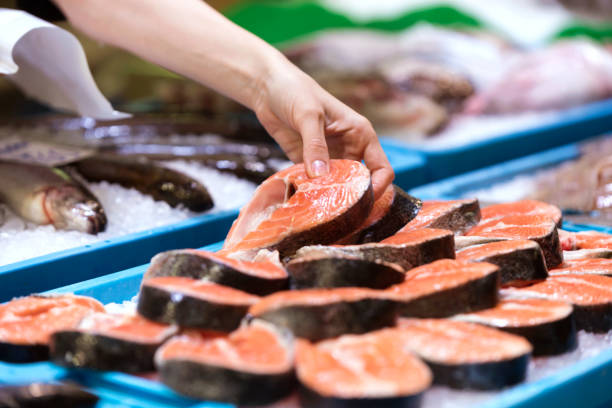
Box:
252, 58, 394, 199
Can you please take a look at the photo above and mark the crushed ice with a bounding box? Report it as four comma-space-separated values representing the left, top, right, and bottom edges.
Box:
0, 161, 260, 267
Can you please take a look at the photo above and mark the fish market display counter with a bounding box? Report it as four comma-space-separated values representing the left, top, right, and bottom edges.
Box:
1, 234, 612, 408
0, 139, 425, 301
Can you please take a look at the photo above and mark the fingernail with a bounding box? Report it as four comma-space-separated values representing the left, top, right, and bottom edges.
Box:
312, 160, 328, 177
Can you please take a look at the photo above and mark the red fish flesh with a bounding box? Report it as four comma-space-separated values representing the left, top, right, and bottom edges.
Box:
223, 160, 373, 257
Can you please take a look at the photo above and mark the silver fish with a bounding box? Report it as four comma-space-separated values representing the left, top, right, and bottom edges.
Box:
0, 161, 107, 234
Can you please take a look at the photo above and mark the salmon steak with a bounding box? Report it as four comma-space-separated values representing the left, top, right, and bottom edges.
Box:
295, 228, 455, 271
396, 318, 532, 390
467, 214, 563, 268
549, 258, 612, 277
51, 312, 177, 373
384, 259, 499, 318
0, 294, 104, 363
248, 288, 397, 341
398, 198, 480, 235
456, 240, 548, 285
563, 248, 612, 260
295, 330, 432, 407
286, 254, 405, 290
137, 276, 259, 331
480, 200, 562, 227
454, 298, 576, 356
559, 230, 612, 251
502, 274, 612, 332
222, 159, 374, 257
454, 235, 508, 251
335, 184, 421, 245
144, 249, 288, 296
155, 321, 295, 405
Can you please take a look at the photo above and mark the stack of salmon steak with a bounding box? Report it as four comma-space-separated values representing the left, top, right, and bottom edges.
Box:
3, 159, 612, 407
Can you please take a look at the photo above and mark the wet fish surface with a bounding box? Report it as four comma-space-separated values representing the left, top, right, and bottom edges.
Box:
64, 155, 213, 211
0, 161, 107, 233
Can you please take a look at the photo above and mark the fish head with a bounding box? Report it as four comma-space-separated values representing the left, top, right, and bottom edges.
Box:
45, 186, 107, 234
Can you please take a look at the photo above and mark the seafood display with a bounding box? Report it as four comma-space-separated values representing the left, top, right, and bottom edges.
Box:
4, 162, 612, 407
0, 119, 284, 266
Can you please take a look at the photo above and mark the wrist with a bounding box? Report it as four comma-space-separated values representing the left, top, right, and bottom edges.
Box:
246, 46, 289, 111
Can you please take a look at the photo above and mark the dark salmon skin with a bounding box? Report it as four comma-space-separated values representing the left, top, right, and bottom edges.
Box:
296, 330, 432, 407
223, 160, 374, 257
249, 288, 397, 341
480, 200, 562, 227
295, 228, 455, 272
137, 276, 259, 331
144, 249, 288, 296
384, 259, 500, 318
396, 318, 532, 390
51, 312, 177, 373
467, 214, 563, 268
155, 321, 295, 405
399, 198, 480, 235
335, 184, 422, 244
502, 274, 612, 332
286, 254, 405, 290
454, 298, 576, 356
456, 240, 548, 285
0, 294, 104, 363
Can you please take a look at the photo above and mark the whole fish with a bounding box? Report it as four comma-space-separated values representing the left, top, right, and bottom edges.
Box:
105, 150, 277, 184
64, 155, 214, 211
0, 161, 107, 233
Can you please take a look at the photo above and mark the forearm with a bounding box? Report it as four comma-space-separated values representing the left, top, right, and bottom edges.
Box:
53, 0, 285, 109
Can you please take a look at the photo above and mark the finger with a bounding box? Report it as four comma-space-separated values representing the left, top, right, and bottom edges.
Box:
365, 141, 395, 199
323, 98, 394, 198
297, 109, 330, 177
271, 127, 303, 164
349, 116, 394, 199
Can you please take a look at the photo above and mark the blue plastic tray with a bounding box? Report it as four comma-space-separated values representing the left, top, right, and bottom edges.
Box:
3, 236, 612, 408
381, 138, 427, 190
409, 143, 581, 200
0, 142, 425, 303
398, 99, 612, 181
0, 211, 236, 303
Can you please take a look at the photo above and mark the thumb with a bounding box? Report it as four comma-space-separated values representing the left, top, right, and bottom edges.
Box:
298, 110, 330, 177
